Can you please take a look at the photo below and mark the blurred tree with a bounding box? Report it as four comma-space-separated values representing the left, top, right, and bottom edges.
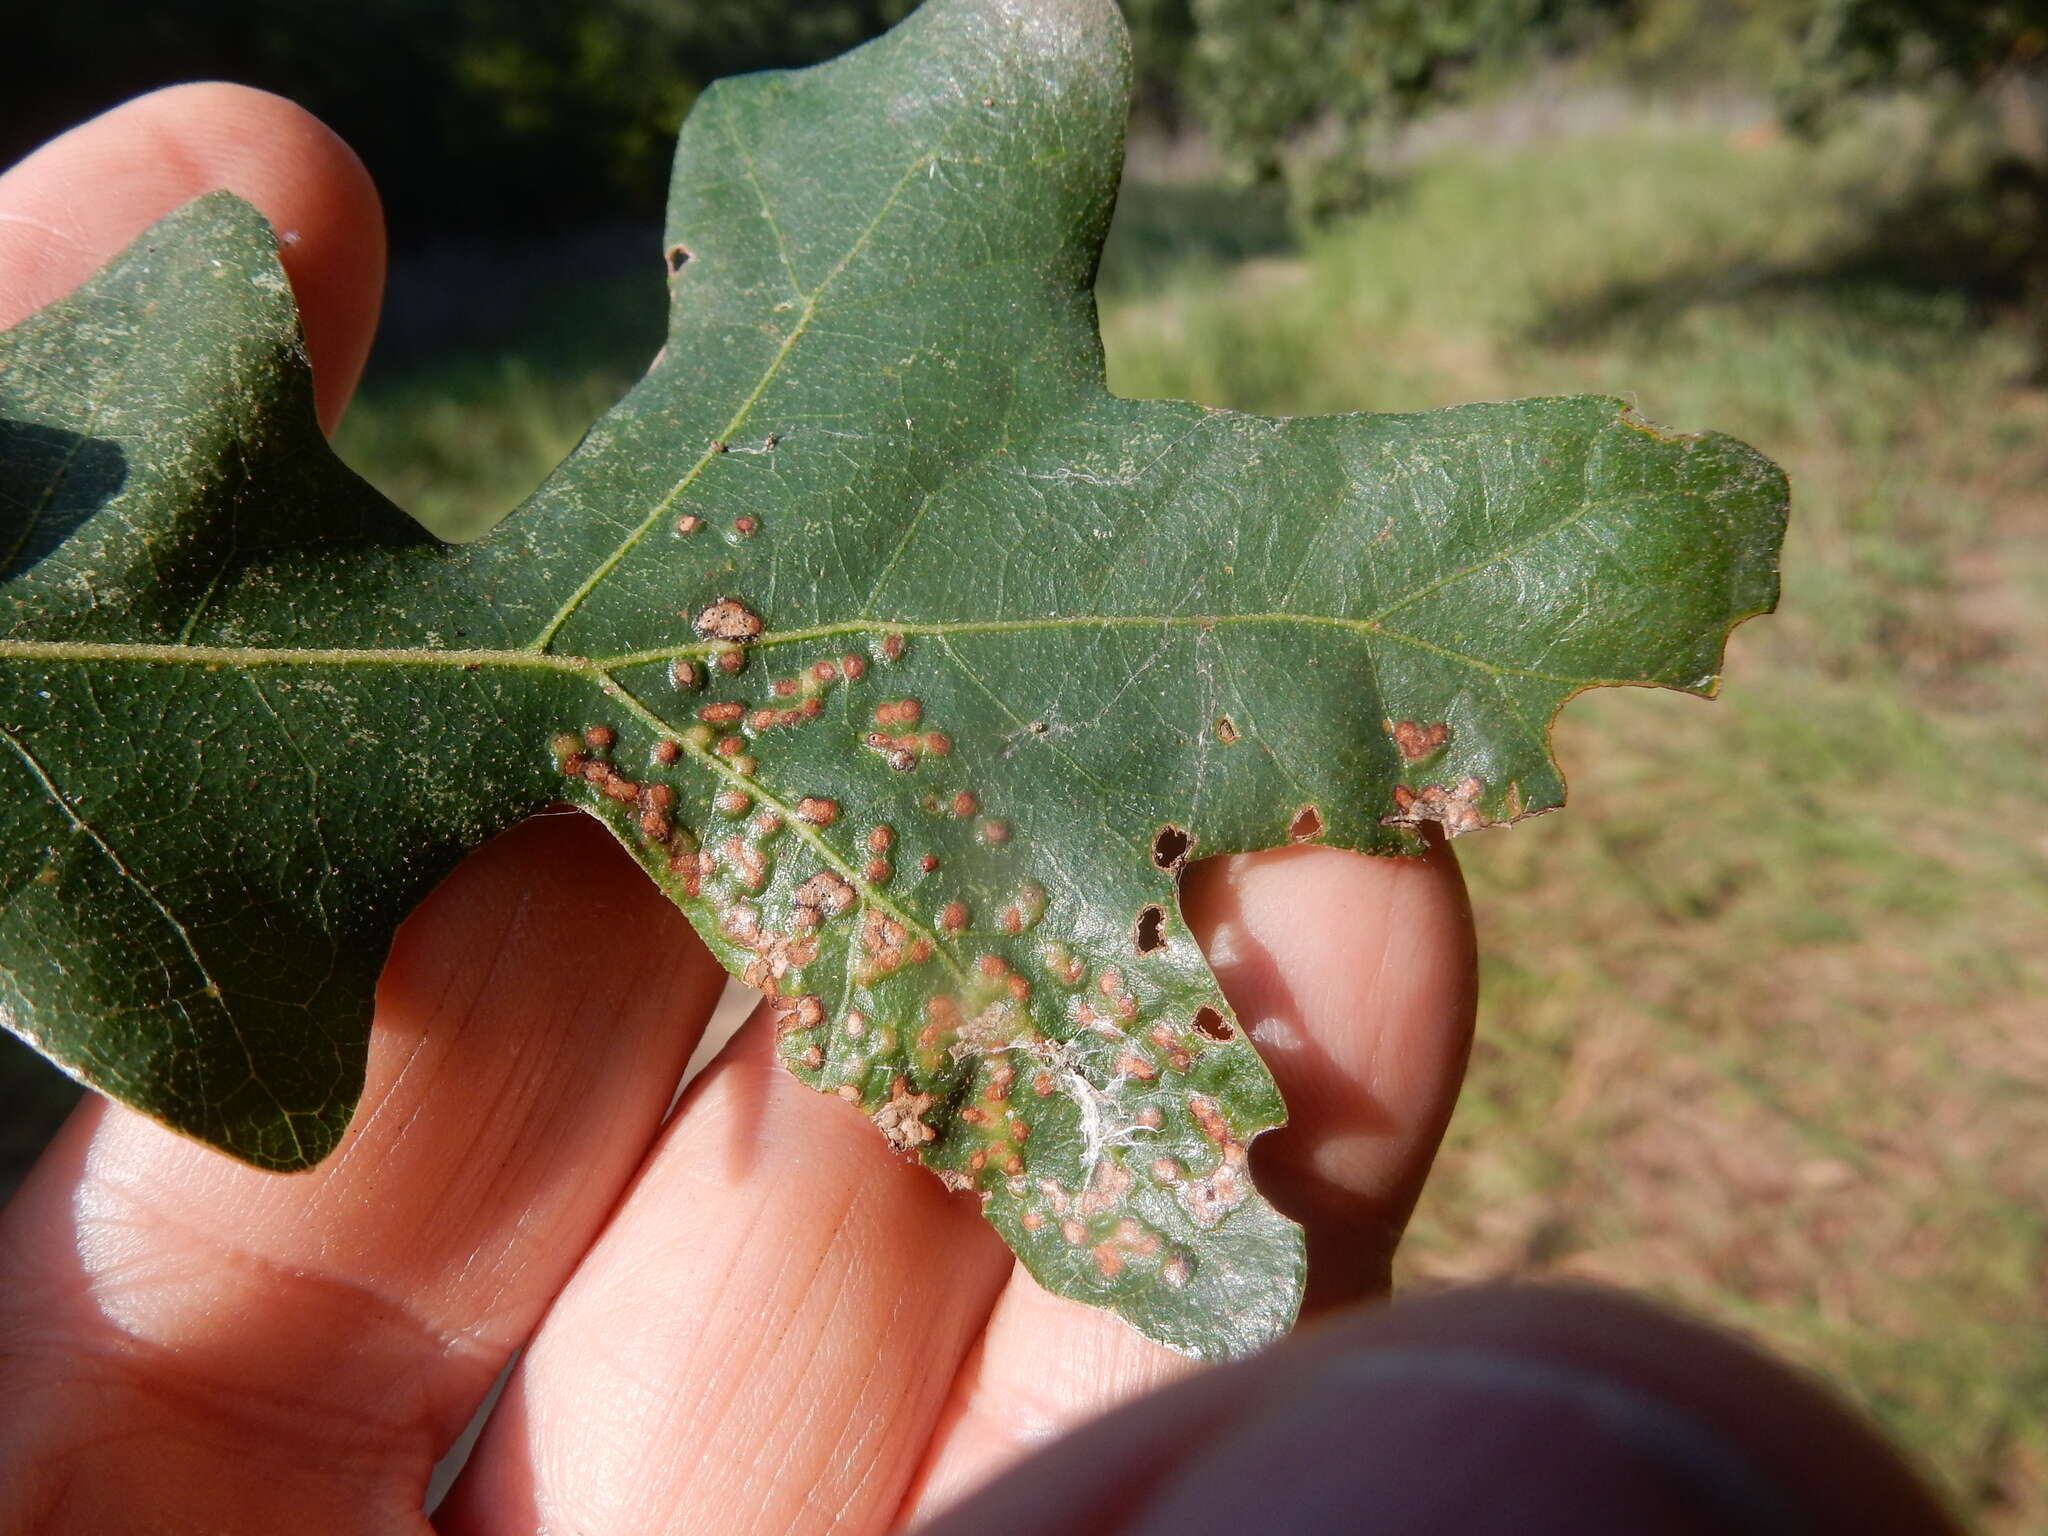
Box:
1773, 1, 2048, 141
1124, 0, 1628, 219
1780, 1, 2048, 372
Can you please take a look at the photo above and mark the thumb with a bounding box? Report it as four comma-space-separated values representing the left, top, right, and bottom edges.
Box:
0, 81, 384, 434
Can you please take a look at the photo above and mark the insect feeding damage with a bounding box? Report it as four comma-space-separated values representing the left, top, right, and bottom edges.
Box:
1151, 824, 1190, 871
1287, 804, 1324, 842
1134, 904, 1167, 955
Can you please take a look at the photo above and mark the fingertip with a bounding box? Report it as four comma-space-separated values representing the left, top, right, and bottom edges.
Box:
1180, 840, 1476, 1303
0, 81, 384, 433
1147, 1285, 1965, 1536
922, 1285, 1963, 1536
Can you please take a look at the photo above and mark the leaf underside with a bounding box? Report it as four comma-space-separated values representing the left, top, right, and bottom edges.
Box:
0, 0, 1786, 1357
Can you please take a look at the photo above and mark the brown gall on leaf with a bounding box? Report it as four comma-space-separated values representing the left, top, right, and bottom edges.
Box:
694, 597, 763, 644
772, 993, 826, 1033
1149, 1022, 1193, 1072
794, 869, 857, 919
723, 837, 768, 891
875, 698, 922, 726
1386, 718, 1450, 761
873, 1077, 938, 1152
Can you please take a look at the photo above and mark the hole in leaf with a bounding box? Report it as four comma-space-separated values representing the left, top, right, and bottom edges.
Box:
665, 243, 693, 275
1193, 1006, 1232, 1040
1288, 804, 1323, 842
1214, 714, 1240, 744
1134, 904, 1167, 954
1151, 824, 1190, 871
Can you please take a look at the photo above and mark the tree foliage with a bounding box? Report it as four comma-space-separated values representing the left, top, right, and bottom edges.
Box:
1772, 1, 2048, 123
1127, 0, 1625, 216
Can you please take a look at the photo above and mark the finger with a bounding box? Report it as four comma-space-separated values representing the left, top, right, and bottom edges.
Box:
436, 1013, 1015, 1536
1193, 838, 1478, 1304
0, 81, 383, 432
0, 815, 727, 1529
919, 1284, 1964, 1536
901, 840, 1476, 1520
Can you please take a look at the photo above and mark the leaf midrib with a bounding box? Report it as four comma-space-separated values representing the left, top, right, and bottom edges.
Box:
0, 612, 1617, 687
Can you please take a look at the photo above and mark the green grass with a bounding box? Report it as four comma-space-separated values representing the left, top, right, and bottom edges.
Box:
4, 104, 2036, 1528
329, 114, 2048, 1527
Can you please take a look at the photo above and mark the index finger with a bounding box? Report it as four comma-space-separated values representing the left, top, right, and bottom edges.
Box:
0, 81, 384, 432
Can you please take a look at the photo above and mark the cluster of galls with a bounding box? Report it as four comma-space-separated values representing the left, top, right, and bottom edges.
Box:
551, 727, 679, 848
551, 622, 1251, 1293
1384, 775, 1489, 837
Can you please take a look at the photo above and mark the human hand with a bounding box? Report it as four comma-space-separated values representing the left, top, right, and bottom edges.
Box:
0, 87, 1956, 1536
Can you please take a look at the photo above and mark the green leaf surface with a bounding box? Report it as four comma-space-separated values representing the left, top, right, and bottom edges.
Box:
0, 0, 1786, 1357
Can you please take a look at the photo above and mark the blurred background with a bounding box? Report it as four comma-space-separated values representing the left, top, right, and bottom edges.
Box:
4, 2, 2045, 1525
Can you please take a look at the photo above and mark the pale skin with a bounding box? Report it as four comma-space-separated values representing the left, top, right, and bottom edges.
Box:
0, 86, 1959, 1535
